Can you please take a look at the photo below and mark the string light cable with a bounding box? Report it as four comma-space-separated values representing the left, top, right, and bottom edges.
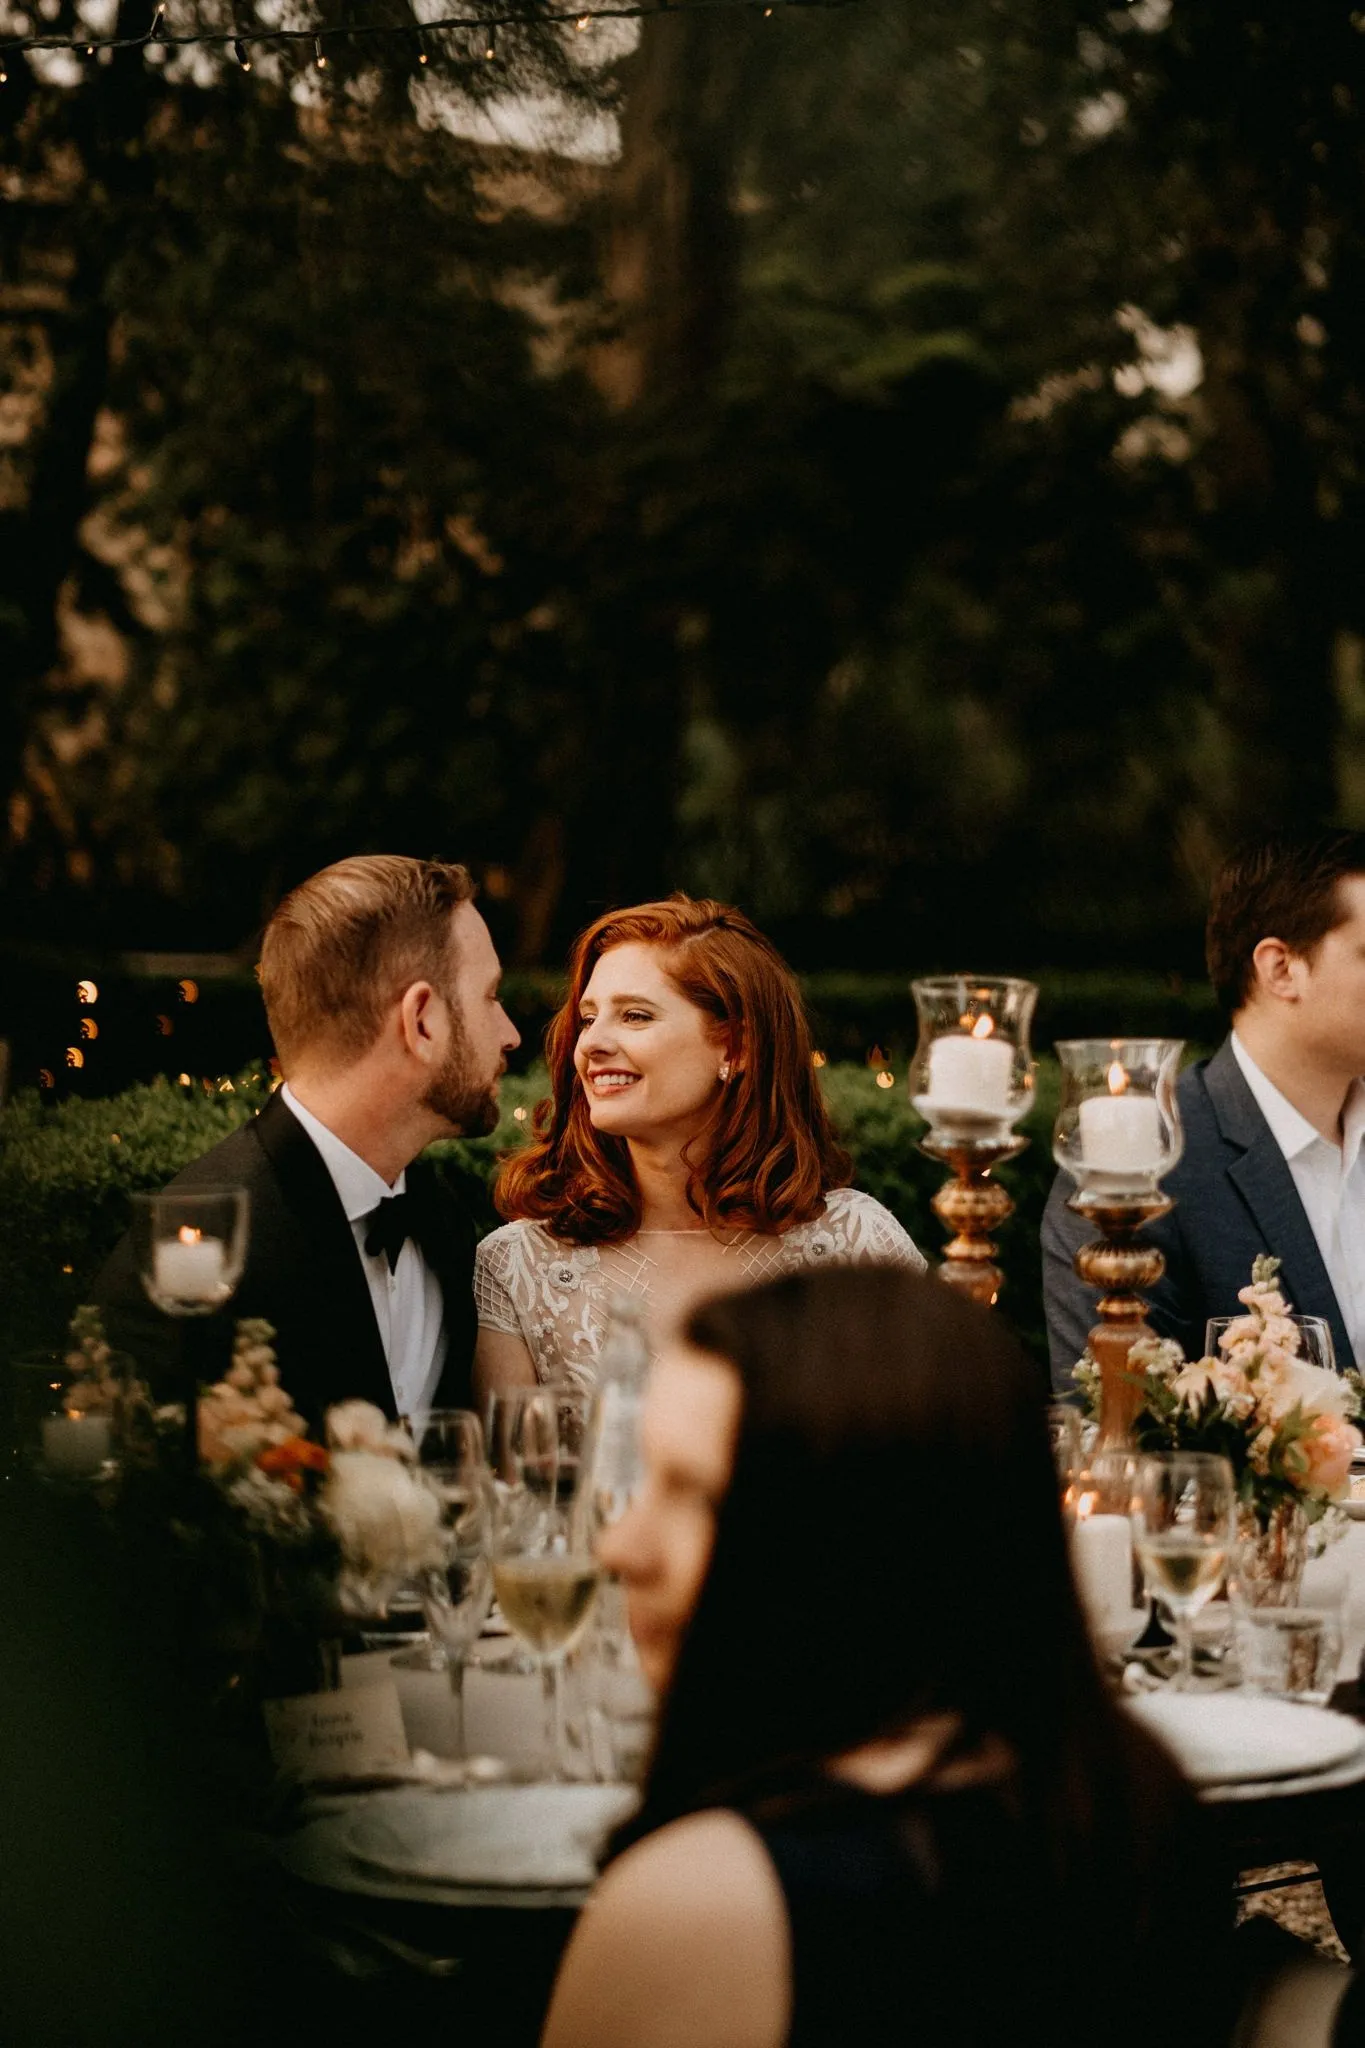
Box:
1, 0, 854, 72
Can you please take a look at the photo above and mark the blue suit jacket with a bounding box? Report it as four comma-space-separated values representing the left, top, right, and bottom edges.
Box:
1042, 1038, 1352, 1394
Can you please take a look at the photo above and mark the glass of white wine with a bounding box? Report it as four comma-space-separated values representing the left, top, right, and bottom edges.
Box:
491, 1394, 601, 1780
1132, 1452, 1235, 1690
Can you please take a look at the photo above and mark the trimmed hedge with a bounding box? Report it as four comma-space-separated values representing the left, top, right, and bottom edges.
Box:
6, 946, 1218, 1100
0, 1059, 1065, 1372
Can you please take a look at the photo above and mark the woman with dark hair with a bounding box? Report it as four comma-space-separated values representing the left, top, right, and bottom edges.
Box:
541, 1266, 1237, 2048
474, 896, 922, 1399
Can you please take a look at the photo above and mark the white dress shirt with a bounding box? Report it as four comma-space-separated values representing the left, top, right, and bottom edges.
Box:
1230, 1034, 1365, 1367
280, 1084, 447, 1423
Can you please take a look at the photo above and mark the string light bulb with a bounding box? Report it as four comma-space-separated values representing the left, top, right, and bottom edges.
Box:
0, 1, 829, 76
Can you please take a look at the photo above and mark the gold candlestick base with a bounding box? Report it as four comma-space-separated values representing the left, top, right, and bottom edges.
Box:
919, 1131, 1028, 1310
1068, 1189, 1173, 1445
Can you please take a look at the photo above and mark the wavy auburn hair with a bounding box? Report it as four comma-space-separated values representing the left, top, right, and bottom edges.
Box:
495, 896, 852, 1244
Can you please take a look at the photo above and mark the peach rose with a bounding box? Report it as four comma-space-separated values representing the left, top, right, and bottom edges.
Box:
1297, 1414, 1361, 1497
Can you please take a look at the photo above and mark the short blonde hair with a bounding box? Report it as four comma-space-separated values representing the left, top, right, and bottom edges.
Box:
259, 856, 475, 1069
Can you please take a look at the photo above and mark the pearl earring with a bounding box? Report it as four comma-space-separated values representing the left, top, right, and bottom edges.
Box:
718, 1060, 731, 1082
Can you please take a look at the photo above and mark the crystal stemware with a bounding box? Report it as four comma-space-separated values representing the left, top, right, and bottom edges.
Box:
412, 1408, 493, 1753
1132, 1452, 1234, 1690
489, 1390, 600, 1780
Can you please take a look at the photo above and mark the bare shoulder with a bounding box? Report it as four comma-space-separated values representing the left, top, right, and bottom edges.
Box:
540, 1810, 790, 2048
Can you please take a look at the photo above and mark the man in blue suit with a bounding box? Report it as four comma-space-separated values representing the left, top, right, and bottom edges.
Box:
1044, 831, 1365, 1393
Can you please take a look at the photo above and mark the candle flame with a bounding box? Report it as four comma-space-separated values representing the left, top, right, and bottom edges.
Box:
970, 1014, 995, 1040
1106, 1061, 1128, 1095
1073, 1487, 1099, 1521
177, 1225, 203, 1246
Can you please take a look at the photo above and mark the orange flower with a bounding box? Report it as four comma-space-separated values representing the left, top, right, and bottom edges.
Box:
257, 1437, 329, 1492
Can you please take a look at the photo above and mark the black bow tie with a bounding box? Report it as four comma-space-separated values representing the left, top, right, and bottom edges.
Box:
363, 1192, 416, 1274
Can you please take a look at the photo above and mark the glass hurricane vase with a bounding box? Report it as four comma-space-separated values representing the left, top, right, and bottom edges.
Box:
1229, 1500, 1310, 1611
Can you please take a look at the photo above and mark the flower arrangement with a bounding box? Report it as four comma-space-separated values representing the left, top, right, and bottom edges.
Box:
62, 1303, 123, 1415
1076, 1257, 1363, 1524
196, 1323, 445, 1614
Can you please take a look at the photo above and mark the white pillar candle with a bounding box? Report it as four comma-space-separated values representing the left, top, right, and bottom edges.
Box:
1070, 1512, 1134, 1631
920, 1033, 1014, 1116
154, 1229, 228, 1304
42, 1412, 112, 1478
1078, 1092, 1163, 1176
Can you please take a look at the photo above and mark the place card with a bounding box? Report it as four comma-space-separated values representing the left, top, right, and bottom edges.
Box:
264, 1680, 410, 1780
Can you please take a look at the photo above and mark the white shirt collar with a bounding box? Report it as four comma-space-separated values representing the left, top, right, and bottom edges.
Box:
1230, 1033, 1365, 1175
280, 1082, 405, 1224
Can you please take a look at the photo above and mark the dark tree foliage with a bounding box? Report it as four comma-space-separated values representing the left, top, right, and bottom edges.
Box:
3, 1, 1365, 968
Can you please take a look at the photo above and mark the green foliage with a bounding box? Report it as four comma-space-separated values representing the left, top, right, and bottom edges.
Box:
0, 1057, 1062, 1370
10, 0, 1365, 971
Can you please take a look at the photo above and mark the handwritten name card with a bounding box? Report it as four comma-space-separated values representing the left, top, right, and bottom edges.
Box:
264, 1680, 409, 1780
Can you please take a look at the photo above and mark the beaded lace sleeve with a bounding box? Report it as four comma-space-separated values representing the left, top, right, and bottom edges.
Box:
473, 1227, 524, 1335
810, 1189, 927, 1272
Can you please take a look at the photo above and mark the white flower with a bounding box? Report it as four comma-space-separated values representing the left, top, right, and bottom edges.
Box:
1171, 1361, 1210, 1409
1261, 1359, 1354, 1424
1128, 1335, 1184, 1384
805, 1230, 835, 1260
326, 1399, 414, 1460
323, 1450, 445, 1587
550, 1261, 580, 1291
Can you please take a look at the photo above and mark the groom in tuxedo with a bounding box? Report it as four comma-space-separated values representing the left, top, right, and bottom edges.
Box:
97, 855, 520, 1425
1044, 830, 1365, 1392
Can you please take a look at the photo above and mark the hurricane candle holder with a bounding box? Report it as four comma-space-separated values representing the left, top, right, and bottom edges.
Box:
910, 976, 1037, 1308
132, 1186, 249, 1464
1053, 1039, 1184, 1444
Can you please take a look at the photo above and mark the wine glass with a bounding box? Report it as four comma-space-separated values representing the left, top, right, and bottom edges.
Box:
484, 1387, 591, 1503
490, 1393, 601, 1781
1132, 1452, 1235, 1690
411, 1409, 493, 1754
1206, 1314, 1336, 1374
580, 1380, 654, 1780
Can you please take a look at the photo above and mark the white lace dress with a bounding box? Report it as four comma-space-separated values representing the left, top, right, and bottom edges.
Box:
473, 1188, 926, 1393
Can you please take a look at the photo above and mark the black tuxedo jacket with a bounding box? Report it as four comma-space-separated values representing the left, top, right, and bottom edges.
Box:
95, 1094, 477, 1426
1043, 1038, 1353, 1393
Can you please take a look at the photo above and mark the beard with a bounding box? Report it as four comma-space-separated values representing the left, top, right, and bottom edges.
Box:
422, 1017, 502, 1136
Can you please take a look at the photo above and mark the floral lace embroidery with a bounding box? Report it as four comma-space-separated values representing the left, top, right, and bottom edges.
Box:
473, 1189, 926, 1392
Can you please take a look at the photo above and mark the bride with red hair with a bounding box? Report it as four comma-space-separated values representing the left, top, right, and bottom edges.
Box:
474, 896, 923, 1398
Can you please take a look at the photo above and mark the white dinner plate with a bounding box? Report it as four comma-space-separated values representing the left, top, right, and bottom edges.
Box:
344, 1783, 639, 1888
1126, 1691, 1365, 1786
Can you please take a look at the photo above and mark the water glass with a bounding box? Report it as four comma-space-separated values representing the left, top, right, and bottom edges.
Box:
1237, 1607, 1343, 1704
